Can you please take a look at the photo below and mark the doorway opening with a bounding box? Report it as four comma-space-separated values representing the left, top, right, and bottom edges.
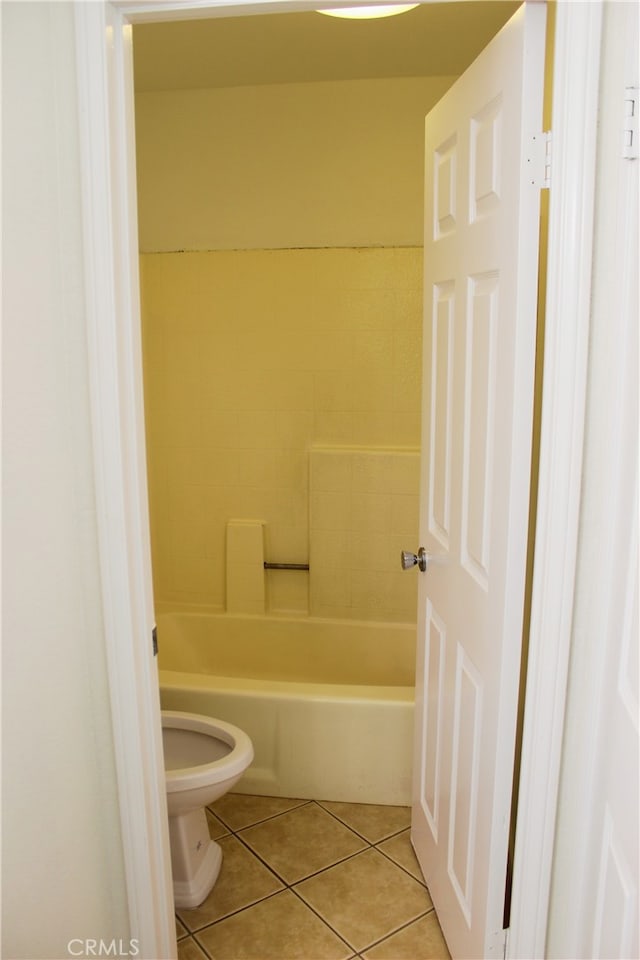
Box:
74, 0, 604, 954
131, 3, 537, 948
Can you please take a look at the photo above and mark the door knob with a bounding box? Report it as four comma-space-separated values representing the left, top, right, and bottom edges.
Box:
400, 547, 429, 573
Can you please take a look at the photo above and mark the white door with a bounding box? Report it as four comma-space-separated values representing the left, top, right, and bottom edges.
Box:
410, 5, 546, 958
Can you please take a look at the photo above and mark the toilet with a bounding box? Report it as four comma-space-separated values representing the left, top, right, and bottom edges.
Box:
161, 710, 254, 909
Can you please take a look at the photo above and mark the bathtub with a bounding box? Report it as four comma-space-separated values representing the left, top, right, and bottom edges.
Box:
157, 609, 416, 805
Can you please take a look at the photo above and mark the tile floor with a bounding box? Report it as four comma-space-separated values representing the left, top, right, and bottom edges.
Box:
175, 794, 451, 960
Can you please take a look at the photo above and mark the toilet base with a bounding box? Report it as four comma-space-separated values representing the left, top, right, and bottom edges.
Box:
168, 807, 223, 909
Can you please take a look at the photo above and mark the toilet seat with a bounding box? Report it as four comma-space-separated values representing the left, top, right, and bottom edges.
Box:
162, 710, 253, 795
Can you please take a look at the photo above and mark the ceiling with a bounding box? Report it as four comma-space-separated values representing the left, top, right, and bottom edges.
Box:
132, 2, 520, 92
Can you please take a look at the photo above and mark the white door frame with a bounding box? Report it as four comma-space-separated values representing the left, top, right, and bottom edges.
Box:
74, 1, 601, 957
506, 2, 602, 956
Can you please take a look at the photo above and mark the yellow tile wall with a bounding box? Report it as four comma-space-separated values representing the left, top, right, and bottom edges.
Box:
140, 246, 423, 617
310, 448, 420, 622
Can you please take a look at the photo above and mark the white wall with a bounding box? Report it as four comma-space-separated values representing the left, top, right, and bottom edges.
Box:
2, 3, 130, 957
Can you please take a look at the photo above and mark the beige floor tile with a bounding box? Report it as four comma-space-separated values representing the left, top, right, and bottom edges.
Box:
376, 829, 428, 887
175, 916, 189, 941
206, 808, 230, 840
319, 802, 411, 843
295, 848, 432, 953
196, 889, 353, 960
210, 793, 308, 831
362, 912, 451, 959
177, 937, 210, 960
177, 835, 284, 931
240, 802, 367, 883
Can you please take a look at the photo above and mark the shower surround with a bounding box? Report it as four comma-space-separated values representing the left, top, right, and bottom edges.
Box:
140, 246, 423, 621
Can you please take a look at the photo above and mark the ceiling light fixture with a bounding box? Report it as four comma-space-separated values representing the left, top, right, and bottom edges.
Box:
317, 4, 419, 19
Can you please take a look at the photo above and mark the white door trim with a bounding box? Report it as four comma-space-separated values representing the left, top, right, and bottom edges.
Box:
74, 2, 601, 957
74, 4, 176, 957
507, 3, 602, 956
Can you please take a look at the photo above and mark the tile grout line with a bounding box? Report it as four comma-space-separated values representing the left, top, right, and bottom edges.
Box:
288, 883, 358, 956
372, 839, 428, 888
232, 828, 374, 893
191, 931, 214, 960
314, 800, 413, 846
356, 907, 435, 958
206, 796, 312, 834
179, 887, 285, 937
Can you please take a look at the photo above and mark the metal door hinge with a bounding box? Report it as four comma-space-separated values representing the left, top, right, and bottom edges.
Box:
623, 86, 639, 160
527, 131, 551, 189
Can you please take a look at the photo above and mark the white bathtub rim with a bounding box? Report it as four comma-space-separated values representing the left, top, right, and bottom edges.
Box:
155, 602, 417, 633
160, 669, 414, 705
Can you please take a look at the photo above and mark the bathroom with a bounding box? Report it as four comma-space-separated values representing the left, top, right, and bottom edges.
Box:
6, 0, 636, 958
133, 0, 518, 799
